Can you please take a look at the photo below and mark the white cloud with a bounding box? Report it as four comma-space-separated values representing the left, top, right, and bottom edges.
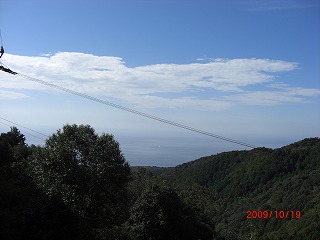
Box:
225, 87, 320, 105
0, 52, 318, 109
0, 90, 29, 100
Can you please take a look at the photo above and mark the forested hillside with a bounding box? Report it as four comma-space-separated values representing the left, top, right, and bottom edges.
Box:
0, 125, 220, 240
1, 125, 319, 239
159, 138, 320, 239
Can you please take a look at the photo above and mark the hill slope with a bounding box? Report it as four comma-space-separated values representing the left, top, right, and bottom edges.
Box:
160, 138, 320, 239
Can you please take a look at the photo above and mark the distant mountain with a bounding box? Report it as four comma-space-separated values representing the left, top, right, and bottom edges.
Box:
154, 138, 320, 239
131, 166, 172, 175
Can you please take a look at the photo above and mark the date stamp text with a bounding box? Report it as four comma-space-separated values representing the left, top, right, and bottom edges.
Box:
246, 210, 301, 219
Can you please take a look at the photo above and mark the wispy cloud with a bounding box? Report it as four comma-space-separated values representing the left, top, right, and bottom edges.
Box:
225, 88, 320, 105
0, 52, 318, 109
0, 90, 29, 100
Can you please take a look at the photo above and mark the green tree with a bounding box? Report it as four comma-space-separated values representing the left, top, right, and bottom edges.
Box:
0, 127, 88, 240
27, 124, 131, 234
130, 184, 213, 240
0, 127, 28, 167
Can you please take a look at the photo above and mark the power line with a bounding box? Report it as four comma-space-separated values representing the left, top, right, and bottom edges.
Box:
0, 116, 48, 138
0, 119, 47, 142
1, 63, 258, 148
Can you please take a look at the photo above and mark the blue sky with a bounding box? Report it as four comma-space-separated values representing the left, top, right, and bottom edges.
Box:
1, 0, 319, 166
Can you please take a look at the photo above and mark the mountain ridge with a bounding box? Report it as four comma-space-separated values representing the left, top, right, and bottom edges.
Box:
134, 137, 320, 239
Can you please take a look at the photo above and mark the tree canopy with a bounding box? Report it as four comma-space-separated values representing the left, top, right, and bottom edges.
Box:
27, 124, 131, 231
1, 125, 318, 239
160, 138, 320, 239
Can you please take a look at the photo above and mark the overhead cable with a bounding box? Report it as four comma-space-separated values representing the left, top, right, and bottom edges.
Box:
12, 72, 258, 149
0, 119, 47, 142
0, 60, 258, 148
0, 116, 49, 138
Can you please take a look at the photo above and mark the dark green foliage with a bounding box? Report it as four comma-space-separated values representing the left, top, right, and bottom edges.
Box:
26, 124, 131, 233
130, 184, 213, 240
0, 127, 88, 240
1, 125, 318, 239
160, 137, 320, 239
127, 167, 222, 240
0, 127, 29, 167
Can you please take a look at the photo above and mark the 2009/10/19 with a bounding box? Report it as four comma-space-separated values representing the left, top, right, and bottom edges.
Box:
246, 210, 301, 219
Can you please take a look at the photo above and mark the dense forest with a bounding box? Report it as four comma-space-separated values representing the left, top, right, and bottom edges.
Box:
0, 125, 319, 239
159, 138, 320, 239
